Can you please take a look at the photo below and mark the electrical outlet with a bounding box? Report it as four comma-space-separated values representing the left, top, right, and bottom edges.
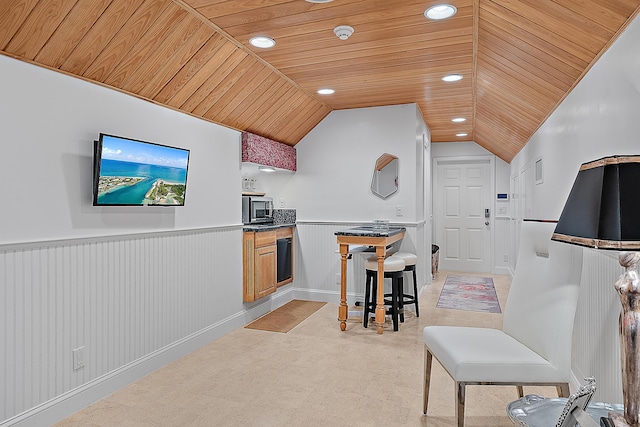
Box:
279, 198, 285, 208
396, 205, 403, 217
73, 346, 85, 370
503, 254, 509, 262
336, 273, 341, 285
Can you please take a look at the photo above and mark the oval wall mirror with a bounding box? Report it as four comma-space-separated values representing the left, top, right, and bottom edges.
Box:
371, 153, 398, 199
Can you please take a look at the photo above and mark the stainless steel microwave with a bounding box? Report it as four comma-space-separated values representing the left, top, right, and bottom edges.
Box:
242, 196, 274, 224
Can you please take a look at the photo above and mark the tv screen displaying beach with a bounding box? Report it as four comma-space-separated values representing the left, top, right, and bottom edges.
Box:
95, 134, 190, 206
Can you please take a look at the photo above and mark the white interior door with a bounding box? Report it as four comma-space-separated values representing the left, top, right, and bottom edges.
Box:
435, 159, 492, 273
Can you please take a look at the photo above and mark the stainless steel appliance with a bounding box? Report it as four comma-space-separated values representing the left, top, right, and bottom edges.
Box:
242, 196, 274, 224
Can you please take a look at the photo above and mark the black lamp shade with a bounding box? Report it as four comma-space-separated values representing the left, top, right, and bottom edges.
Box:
552, 155, 640, 250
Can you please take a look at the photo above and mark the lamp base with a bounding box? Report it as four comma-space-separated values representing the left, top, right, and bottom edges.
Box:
606, 412, 634, 427
615, 252, 640, 427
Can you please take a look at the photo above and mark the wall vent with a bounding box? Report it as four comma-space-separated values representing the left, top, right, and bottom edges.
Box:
535, 157, 543, 184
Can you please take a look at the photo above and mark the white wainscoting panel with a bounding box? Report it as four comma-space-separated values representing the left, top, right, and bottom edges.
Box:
0, 227, 244, 425
572, 248, 623, 403
493, 216, 511, 274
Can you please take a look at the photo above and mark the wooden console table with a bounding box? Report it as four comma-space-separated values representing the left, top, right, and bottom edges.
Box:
335, 226, 406, 334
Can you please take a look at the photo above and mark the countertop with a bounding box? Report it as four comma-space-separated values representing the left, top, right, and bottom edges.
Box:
334, 226, 406, 237
242, 223, 296, 232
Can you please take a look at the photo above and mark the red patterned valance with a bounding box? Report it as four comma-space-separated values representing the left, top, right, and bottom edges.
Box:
241, 132, 297, 171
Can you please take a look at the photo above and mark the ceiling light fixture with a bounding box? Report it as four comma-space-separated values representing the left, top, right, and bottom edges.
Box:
425, 4, 457, 20
456, 133, 468, 137
317, 88, 335, 95
249, 36, 276, 49
442, 73, 463, 82
452, 117, 466, 122
305, 0, 333, 3
334, 25, 354, 40
258, 166, 276, 173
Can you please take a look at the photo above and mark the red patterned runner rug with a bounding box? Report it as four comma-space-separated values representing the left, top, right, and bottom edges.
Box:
436, 275, 502, 313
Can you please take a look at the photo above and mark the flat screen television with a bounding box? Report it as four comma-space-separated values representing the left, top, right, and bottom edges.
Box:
93, 133, 190, 206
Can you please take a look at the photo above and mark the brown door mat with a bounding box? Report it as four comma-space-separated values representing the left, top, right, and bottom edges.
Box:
244, 300, 327, 333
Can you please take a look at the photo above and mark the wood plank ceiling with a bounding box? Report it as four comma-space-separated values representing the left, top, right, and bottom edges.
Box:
1, 0, 639, 162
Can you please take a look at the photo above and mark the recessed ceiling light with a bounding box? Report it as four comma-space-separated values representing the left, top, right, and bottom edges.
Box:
456, 133, 468, 137
249, 36, 276, 49
305, 0, 333, 2
425, 4, 457, 20
442, 73, 463, 82
452, 117, 466, 123
317, 88, 335, 95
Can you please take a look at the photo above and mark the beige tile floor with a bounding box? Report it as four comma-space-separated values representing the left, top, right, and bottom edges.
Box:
55, 271, 560, 426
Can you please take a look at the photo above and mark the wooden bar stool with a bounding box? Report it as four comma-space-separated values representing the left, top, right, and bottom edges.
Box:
363, 256, 405, 331
390, 251, 419, 318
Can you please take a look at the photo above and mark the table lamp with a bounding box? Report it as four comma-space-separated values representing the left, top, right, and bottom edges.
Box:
551, 155, 640, 427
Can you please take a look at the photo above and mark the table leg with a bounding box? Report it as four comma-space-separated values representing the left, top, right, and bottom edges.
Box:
375, 251, 385, 334
338, 244, 349, 331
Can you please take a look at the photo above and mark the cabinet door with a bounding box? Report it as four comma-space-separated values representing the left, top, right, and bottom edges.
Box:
255, 245, 276, 299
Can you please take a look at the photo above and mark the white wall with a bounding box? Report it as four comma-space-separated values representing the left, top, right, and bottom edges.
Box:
0, 57, 241, 245
510, 13, 640, 403
415, 106, 430, 223
282, 104, 421, 222
240, 163, 296, 207
511, 14, 640, 221
0, 55, 291, 426
281, 104, 431, 304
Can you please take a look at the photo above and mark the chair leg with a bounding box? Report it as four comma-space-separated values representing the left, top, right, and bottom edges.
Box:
412, 267, 419, 317
391, 276, 399, 331
517, 386, 524, 398
423, 348, 433, 415
557, 383, 570, 398
456, 382, 466, 427
398, 276, 405, 323
363, 272, 371, 328
364, 271, 377, 328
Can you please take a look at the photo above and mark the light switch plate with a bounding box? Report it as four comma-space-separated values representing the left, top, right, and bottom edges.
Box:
73, 346, 85, 370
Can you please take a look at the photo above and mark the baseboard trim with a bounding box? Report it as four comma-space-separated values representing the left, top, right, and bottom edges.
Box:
292, 284, 431, 305
491, 266, 512, 277
292, 288, 339, 302
1, 289, 294, 427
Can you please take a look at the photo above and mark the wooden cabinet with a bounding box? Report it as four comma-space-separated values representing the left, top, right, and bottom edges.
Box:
243, 227, 294, 302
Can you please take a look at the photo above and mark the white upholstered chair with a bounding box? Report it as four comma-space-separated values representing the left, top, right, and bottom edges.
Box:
422, 220, 583, 427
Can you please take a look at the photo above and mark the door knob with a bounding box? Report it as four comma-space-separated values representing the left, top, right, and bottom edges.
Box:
485, 221, 490, 226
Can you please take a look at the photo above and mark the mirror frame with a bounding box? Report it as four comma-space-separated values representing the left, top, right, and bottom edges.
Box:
371, 153, 399, 199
